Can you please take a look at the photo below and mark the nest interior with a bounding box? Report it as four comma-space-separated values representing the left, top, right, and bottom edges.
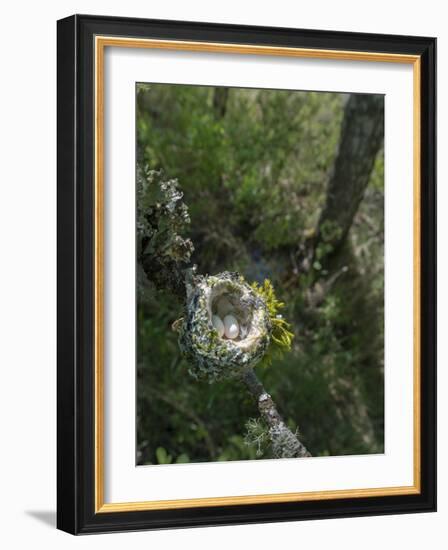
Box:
209, 282, 253, 342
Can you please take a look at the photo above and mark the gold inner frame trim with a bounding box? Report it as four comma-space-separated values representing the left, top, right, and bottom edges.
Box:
94, 35, 422, 513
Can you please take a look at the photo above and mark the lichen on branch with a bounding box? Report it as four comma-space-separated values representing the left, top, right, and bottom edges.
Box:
137, 165, 311, 459
137, 166, 194, 298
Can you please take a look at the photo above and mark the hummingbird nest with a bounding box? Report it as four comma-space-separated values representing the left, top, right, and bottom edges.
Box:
178, 272, 272, 382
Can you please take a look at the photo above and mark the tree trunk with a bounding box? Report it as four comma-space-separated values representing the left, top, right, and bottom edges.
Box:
313, 94, 384, 265
212, 87, 229, 119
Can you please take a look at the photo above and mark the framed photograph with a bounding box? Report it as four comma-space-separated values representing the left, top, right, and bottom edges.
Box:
57, 14, 436, 534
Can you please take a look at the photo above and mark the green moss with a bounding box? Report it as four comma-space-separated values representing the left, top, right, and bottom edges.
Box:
251, 279, 294, 368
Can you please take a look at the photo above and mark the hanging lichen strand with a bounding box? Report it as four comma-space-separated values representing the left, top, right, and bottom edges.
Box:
138, 167, 311, 459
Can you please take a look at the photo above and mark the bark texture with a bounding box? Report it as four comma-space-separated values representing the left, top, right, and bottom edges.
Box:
313, 94, 384, 263
242, 369, 311, 458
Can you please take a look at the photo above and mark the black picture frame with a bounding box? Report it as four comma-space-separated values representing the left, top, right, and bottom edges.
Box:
57, 14, 436, 534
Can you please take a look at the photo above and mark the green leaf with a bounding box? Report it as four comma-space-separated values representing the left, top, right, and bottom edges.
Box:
175, 453, 190, 463
155, 446, 172, 464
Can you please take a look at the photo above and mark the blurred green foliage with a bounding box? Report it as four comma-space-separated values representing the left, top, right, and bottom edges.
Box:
136, 84, 384, 465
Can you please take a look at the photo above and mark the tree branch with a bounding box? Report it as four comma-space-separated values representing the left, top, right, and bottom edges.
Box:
138, 165, 311, 460
242, 369, 311, 458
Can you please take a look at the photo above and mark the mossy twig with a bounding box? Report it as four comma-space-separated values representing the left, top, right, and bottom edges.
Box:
242, 369, 311, 458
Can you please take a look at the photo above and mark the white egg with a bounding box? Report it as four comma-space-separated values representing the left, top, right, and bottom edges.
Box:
223, 314, 239, 340
212, 315, 225, 338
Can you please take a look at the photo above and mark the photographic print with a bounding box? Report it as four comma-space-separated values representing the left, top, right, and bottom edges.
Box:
57, 16, 435, 533
136, 83, 385, 465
